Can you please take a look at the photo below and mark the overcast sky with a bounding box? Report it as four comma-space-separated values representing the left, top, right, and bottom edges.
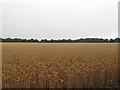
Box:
1, 0, 119, 39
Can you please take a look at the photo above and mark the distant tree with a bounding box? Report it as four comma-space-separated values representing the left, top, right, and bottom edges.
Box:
68, 39, 72, 42
1, 37, 120, 43
110, 39, 114, 42
41, 39, 48, 42
51, 39, 54, 42
104, 39, 109, 42
34, 39, 39, 42
99, 38, 104, 43
114, 38, 120, 42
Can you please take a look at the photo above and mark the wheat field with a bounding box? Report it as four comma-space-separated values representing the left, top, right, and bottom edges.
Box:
2, 43, 118, 88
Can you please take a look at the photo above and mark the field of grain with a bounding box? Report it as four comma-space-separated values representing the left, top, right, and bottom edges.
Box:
2, 43, 118, 88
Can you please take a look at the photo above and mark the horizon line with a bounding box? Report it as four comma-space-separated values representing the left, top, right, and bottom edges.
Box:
0, 37, 119, 40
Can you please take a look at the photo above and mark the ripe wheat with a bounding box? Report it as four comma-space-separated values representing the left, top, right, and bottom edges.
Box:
2, 43, 118, 88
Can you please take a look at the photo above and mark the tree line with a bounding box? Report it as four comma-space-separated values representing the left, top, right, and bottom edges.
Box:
0, 38, 120, 43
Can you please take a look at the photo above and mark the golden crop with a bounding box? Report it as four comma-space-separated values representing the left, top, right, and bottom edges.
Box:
2, 43, 118, 88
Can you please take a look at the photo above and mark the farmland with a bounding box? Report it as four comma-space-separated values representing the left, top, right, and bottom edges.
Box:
2, 43, 118, 88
